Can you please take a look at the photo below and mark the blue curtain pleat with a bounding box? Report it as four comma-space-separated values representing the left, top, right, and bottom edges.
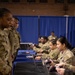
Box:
15, 16, 38, 43
67, 17, 75, 47
39, 16, 66, 38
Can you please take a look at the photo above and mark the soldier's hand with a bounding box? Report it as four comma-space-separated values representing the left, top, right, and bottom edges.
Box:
37, 53, 42, 56
30, 44, 34, 48
50, 59, 55, 66
56, 67, 65, 75
35, 56, 41, 60
55, 62, 65, 68
39, 50, 43, 53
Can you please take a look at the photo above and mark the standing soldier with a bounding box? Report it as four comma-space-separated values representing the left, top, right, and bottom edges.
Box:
12, 17, 20, 61
0, 8, 13, 75
9, 17, 20, 62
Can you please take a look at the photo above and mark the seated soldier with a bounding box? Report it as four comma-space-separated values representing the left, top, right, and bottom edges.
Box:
50, 37, 74, 65
35, 39, 60, 61
48, 31, 57, 41
34, 36, 43, 48
31, 36, 50, 53
44, 37, 74, 72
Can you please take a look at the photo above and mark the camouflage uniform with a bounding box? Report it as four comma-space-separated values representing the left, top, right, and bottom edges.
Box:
48, 35, 57, 41
9, 28, 20, 61
57, 49, 74, 64
64, 64, 75, 73
33, 41, 50, 52
38, 43, 43, 47
71, 48, 75, 55
12, 29, 20, 53
0, 29, 11, 75
63, 56, 75, 72
42, 48, 60, 60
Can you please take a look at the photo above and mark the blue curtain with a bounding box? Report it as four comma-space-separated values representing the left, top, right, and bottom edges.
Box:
39, 16, 66, 38
16, 16, 38, 44
67, 17, 75, 47
15, 16, 75, 47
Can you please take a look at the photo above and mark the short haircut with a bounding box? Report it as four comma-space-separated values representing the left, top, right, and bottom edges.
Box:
13, 16, 19, 21
50, 39, 57, 45
51, 31, 54, 33
0, 8, 11, 17
41, 36, 48, 41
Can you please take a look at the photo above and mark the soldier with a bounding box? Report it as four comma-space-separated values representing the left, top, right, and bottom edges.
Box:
44, 37, 74, 73
32, 36, 50, 53
34, 36, 43, 48
49, 37, 74, 68
0, 8, 13, 75
9, 17, 20, 62
56, 37, 74, 64
38, 36, 43, 47
48, 31, 57, 41
42, 39, 60, 60
35, 39, 60, 61
31, 36, 43, 49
